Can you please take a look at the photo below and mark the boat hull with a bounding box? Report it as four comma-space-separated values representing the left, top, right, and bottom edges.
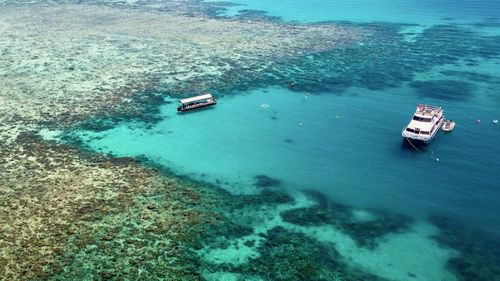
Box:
177, 102, 216, 112
403, 134, 436, 145
402, 117, 444, 144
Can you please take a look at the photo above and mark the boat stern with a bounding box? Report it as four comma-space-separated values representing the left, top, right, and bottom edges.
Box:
402, 129, 433, 143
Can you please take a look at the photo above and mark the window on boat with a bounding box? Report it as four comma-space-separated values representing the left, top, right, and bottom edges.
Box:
421, 131, 430, 135
412, 116, 432, 122
405, 128, 415, 133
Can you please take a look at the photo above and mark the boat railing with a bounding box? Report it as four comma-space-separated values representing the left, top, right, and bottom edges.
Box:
417, 104, 441, 110
416, 105, 442, 116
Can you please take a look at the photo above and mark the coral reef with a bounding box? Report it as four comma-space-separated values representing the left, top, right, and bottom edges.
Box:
2, 1, 500, 280
281, 190, 412, 248
0, 2, 366, 278
0, 132, 220, 279
175, 178, 463, 280
229, 226, 387, 281
192, 23, 500, 97
0, 1, 364, 129
409, 79, 476, 100
429, 216, 500, 281
195, 188, 429, 281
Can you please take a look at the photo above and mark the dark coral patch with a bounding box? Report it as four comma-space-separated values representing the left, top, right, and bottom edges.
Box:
281, 190, 412, 249
409, 79, 476, 100
227, 226, 387, 281
440, 70, 500, 84
228, 190, 295, 209
253, 174, 282, 188
281, 206, 333, 225
429, 216, 500, 281
106, 157, 138, 166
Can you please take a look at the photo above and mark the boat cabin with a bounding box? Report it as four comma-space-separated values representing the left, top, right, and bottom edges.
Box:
177, 94, 216, 112
402, 104, 445, 144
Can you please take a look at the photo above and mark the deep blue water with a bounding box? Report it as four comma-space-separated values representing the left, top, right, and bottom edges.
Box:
60, 0, 500, 279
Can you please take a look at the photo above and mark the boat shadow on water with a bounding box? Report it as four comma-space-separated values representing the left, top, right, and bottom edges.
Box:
400, 138, 430, 153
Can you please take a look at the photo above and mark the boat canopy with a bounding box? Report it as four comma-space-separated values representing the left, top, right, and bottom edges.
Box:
179, 94, 213, 104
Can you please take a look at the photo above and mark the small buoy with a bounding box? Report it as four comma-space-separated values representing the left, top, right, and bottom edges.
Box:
298, 122, 303, 126
260, 104, 270, 109
476, 119, 481, 124
494, 119, 498, 124
435, 158, 440, 162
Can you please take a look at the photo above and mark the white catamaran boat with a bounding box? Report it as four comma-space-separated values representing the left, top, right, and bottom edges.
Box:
177, 94, 216, 112
402, 104, 445, 144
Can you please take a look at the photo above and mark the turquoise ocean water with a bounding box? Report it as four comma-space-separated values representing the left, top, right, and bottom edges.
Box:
64, 0, 500, 279
76, 83, 500, 238
206, 0, 500, 25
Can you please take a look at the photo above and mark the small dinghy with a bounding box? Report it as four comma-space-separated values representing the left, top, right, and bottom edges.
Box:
442, 120, 455, 132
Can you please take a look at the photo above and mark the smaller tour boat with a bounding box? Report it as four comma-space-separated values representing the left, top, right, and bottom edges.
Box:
441, 120, 455, 132
402, 104, 445, 144
177, 94, 216, 112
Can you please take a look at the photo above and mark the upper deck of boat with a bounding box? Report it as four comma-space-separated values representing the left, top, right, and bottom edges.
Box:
405, 104, 444, 131
414, 104, 442, 117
